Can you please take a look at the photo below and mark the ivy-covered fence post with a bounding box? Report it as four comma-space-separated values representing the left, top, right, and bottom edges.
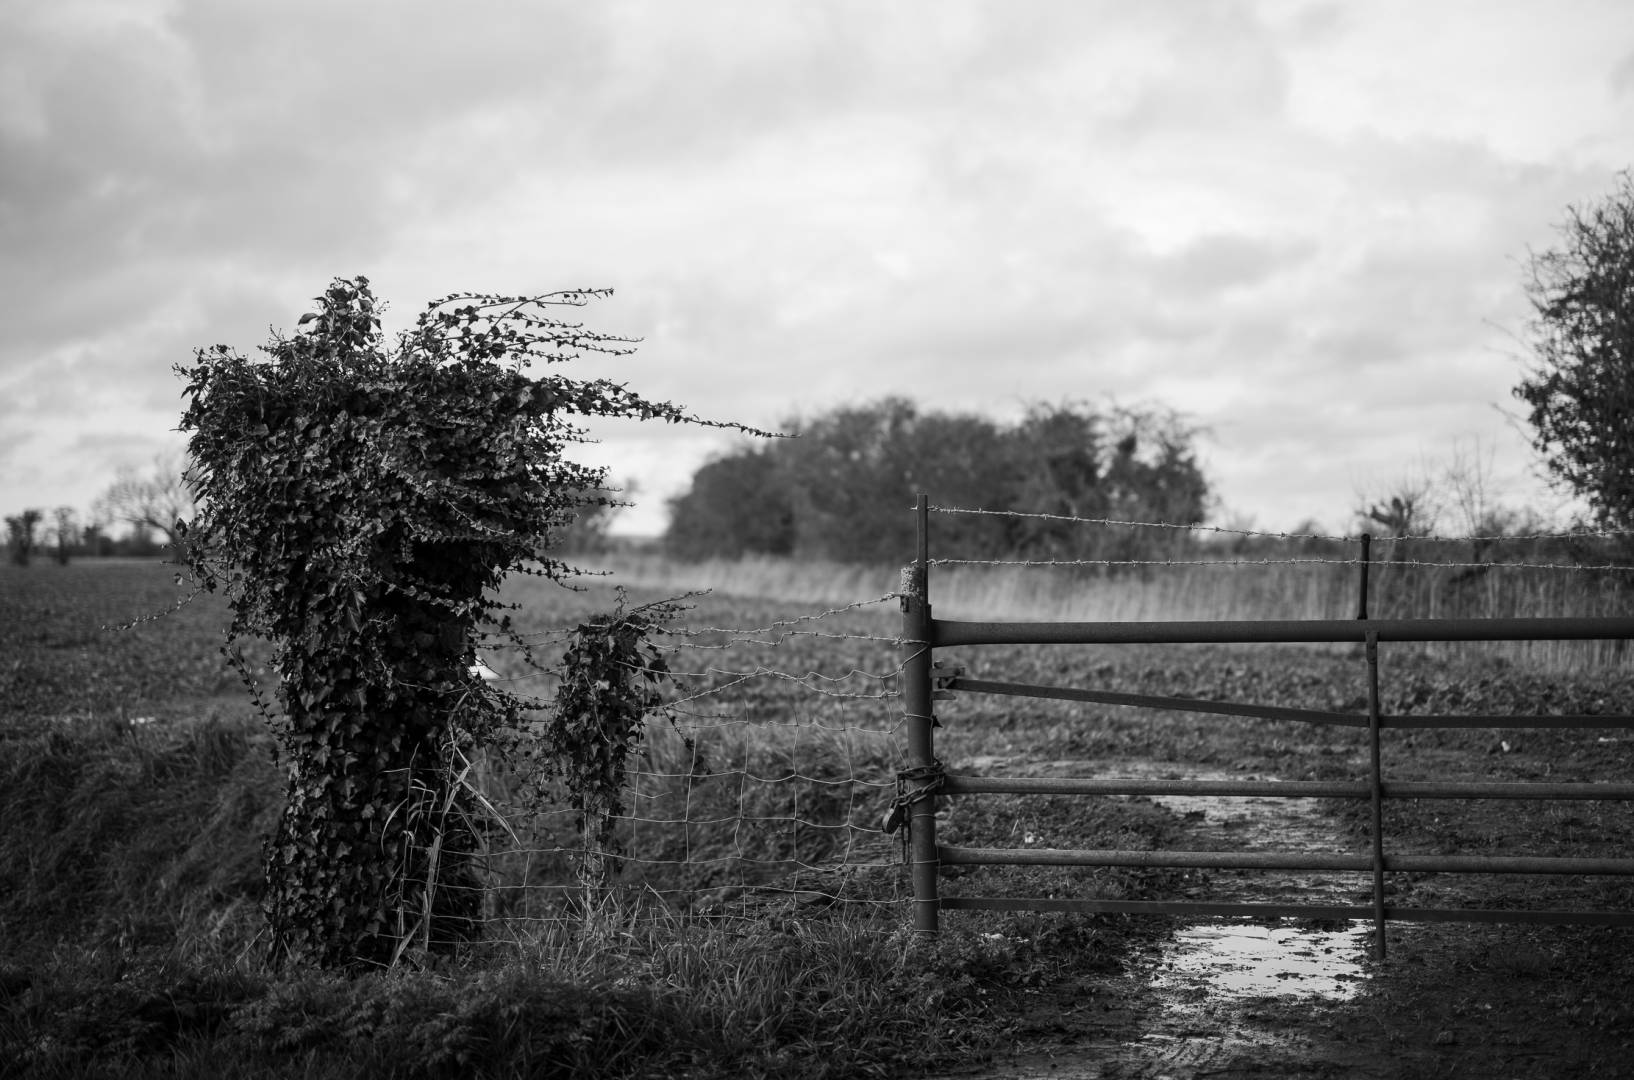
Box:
176, 276, 763, 969
535, 594, 690, 913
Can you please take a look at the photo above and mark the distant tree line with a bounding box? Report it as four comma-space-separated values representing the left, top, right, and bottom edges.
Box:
4, 449, 635, 569
4, 451, 199, 566
3, 505, 173, 565
664, 396, 1211, 565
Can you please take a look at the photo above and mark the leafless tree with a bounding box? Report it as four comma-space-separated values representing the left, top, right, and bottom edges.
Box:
93, 450, 199, 546
1356, 472, 1439, 562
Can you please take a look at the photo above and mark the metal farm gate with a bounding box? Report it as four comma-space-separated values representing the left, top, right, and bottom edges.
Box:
893, 497, 1634, 959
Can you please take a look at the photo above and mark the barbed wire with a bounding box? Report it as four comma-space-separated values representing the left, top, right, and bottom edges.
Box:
476, 593, 903, 652
662, 706, 904, 734
654, 594, 901, 639
926, 504, 1634, 544
927, 555, 1634, 573
928, 504, 1354, 542
661, 658, 905, 685
478, 846, 898, 873
651, 627, 904, 651
663, 669, 903, 708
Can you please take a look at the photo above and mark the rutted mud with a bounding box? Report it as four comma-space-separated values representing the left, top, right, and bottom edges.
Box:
933, 757, 1378, 1079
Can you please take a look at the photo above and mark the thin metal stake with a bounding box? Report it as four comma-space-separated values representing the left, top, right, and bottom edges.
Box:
1366, 630, 1387, 961
1357, 533, 1372, 621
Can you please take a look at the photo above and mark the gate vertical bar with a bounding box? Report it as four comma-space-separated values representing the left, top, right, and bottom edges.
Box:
901, 493, 940, 935
1366, 629, 1387, 961
1357, 532, 1386, 959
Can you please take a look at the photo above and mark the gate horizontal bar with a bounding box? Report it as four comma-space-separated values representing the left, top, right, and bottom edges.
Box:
933, 615, 1634, 648
941, 896, 1377, 919
949, 677, 1634, 730
941, 845, 1368, 871
940, 845, 1634, 875
1382, 714, 1634, 729
942, 774, 1634, 801
950, 677, 1363, 727
944, 775, 1367, 798
1385, 780, 1634, 800
939, 896, 1634, 926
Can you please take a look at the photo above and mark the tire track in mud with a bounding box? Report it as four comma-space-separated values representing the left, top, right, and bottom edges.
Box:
930, 757, 1385, 1080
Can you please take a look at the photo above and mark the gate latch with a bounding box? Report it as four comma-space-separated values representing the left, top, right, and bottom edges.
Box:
931, 661, 964, 700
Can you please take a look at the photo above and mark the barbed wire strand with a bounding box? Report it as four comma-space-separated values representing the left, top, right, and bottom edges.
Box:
926, 504, 1634, 544
928, 555, 1634, 573
477, 594, 903, 652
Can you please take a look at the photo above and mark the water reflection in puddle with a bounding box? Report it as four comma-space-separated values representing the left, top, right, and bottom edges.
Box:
1154, 920, 1371, 1003
1135, 762, 1374, 1007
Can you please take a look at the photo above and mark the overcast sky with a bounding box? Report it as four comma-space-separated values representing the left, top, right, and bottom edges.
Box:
3, 1, 1632, 540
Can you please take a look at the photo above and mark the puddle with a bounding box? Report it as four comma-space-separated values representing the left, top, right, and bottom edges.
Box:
935, 757, 1376, 1078
1033, 759, 1374, 998
1154, 921, 1370, 1002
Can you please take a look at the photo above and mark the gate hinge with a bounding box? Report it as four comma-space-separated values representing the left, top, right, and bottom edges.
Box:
931, 661, 964, 700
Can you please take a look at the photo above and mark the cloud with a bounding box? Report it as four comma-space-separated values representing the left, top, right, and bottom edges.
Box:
2, 1, 1632, 538
1616, 49, 1634, 95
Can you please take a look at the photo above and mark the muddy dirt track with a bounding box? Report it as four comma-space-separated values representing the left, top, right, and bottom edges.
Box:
918, 756, 1634, 1080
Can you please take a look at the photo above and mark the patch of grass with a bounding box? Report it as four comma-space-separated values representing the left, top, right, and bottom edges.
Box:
3, 902, 1117, 1078
0, 710, 280, 968
0, 563, 267, 725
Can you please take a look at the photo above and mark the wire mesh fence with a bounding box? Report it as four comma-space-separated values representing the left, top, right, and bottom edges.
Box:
464, 583, 912, 939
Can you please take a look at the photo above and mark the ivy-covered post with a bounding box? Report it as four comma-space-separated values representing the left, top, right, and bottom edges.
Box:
538, 593, 689, 920
176, 276, 764, 969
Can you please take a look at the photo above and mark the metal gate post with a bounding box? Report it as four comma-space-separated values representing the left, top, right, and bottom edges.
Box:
901, 494, 941, 935
1357, 533, 1387, 960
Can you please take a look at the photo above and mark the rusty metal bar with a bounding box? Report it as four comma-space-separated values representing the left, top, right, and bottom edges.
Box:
949, 676, 1366, 727
1383, 853, 1634, 874
939, 845, 1634, 876
932, 614, 1634, 648
939, 896, 1634, 926
1382, 780, 1634, 800
943, 775, 1367, 798
940, 845, 1370, 871
901, 494, 940, 937
940, 774, 1634, 800
945, 675, 1634, 729
1379, 713, 1634, 729
944, 896, 1380, 919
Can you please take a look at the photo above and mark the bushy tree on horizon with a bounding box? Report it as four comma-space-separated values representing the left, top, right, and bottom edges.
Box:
1515, 170, 1634, 532
663, 396, 1209, 565
665, 445, 796, 560
5, 509, 42, 566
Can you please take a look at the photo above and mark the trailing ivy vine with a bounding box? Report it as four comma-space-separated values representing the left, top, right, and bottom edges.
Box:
536, 591, 693, 893
176, 276, 763, 969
